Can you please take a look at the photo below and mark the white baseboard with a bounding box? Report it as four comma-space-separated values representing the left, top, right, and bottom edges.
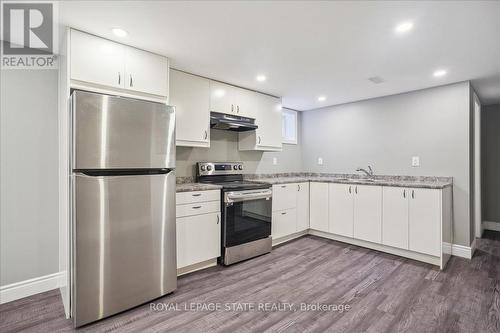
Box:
451, 240, 476, 260
483, 221, 500, 232
0, 272, 64, 304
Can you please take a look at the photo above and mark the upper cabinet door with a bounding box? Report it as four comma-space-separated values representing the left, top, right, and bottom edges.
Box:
124, 47, 168, 97
209, 81, 237, 115
170, 70, 210, 147
353, 185, 382, 243
70, 30, 125, 89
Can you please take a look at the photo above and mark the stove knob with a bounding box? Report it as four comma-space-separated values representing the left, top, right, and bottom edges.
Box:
238, 165, 243, 170
200, 165, 206, 171
233, 165, 238, 170
207, 165, 213, 171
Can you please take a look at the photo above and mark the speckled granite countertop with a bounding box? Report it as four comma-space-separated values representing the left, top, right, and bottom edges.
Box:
244, 173, 453, 189
176, 183, 222, 193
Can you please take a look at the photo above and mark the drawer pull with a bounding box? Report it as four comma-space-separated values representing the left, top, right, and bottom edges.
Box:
216, 215, 219, 224
192, 193, 202, 197
281, 212, 287, 215
192, 206, 202, 209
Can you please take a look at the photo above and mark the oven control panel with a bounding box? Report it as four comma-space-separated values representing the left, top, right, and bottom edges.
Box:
198, 162, 244, 176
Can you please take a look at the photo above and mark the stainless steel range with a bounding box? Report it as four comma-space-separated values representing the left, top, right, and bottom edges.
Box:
197, 162, 272, 265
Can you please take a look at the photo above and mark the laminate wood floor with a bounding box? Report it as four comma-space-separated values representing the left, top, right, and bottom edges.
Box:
1, 232, 499, 333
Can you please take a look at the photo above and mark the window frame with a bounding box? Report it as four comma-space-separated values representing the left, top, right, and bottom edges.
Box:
282, 108, 298, 145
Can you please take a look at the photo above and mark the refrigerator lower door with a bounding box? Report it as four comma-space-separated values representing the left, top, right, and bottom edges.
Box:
72, 171, 176, 327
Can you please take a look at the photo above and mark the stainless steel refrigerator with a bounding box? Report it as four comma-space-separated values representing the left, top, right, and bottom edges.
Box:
70, 90, 176, 327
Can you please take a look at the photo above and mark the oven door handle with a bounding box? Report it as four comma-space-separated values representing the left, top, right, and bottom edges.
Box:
225, 190, 272, 204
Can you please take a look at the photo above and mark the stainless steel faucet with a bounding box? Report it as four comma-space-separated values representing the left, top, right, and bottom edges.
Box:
356, 165, 374, 178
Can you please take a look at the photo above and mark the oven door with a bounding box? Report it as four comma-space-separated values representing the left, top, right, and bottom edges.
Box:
223, 189, 272, 247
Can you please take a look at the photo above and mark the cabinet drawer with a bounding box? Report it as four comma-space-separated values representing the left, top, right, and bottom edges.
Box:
272, 208, 297, 239
176, 201, 220, 218
272, 184, 297, 212
176, 190, 220, 205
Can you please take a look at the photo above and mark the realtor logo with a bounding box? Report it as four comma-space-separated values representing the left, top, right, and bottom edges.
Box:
1, 1, 57, 68
3, 3, 53, 54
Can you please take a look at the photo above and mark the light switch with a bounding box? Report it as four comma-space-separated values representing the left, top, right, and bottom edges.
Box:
318, 157, 323, 165
412, 156, 420, 167
272, 157, 278, 165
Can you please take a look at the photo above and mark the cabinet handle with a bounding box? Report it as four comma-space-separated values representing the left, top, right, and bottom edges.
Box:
258, 136, 261, 144
237, 105, 240, 113
192, 193, 202, 197
403, 189, 406, 198
231, 104, 234, 112
412, 190, 415, 199
192, 205, 202, 209
216, 215, 219, 224
281, 185, 286, 188
118, 72, 121, 85
349, 186, 351, 194
355, 186, 358, 194
129, 75, 133, 87
281, 212, 287, 215
204, 130, 208, 140
297, 184, 300, 191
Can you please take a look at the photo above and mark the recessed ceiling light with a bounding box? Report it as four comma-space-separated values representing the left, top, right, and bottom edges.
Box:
433, 69, 447, 78
318, 96, 326, 102
395, 21, 413, 34
256, 75, 267, 82
111, 28, 128, 38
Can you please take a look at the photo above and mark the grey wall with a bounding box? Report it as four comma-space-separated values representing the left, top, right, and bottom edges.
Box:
176, 112, 303, 178
0, 70, 59, 285
301, 82, 472, 246
482, 104, 500, 224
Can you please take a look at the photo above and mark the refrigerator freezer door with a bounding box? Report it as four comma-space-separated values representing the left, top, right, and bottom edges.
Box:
72, 171, 176, 327
72, 90, 175, 170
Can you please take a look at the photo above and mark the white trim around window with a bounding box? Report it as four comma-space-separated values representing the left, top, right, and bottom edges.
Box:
282, 108, 298, 145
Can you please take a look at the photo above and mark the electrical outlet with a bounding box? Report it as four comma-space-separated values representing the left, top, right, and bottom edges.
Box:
272, 157, 278, 165
318, 157, 323, 165
412, 156, 420, 167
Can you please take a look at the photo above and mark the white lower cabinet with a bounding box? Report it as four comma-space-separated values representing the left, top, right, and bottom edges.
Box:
382, 187, 409, 249
408, 188, 441, 256
296, 183, 310, 232
271, 182, 309, 240
272, 209, 297, 239
176, 212, 221, 269
353, 185, 382, 243
309, 182, 329, 232
175, 190, 221, 270
328, 184, 354, 237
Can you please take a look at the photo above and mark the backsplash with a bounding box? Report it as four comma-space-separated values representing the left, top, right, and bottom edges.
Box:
175, 114, 303, 178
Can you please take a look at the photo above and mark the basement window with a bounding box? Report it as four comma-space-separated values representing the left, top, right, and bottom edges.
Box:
282, 109, 297, 145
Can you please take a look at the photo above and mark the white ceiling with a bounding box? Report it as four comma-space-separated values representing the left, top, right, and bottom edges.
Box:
60, 1, 500, 110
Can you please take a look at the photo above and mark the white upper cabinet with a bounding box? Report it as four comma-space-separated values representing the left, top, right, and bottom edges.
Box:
239, 93, 282, 151
71, 29, 125, 89
329, 183, 354, 237
353, 185, 382, 243
70, 29, 169, 97
170, 70, 210, 147
124, 47, 168, 96
209, 81, 253, 117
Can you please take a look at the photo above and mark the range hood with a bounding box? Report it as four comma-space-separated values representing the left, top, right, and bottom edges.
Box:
210, 112, 258, 132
